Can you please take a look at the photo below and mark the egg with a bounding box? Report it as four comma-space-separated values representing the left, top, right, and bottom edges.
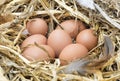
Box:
21, 34, 47, 48
76, 29, 98, 50
56, 20, 79, 38
26, 18, 48, 35
56, 20, 86, 38
22, 45, 55, 61
47, 29, 72, 57
59, 44, 88, 65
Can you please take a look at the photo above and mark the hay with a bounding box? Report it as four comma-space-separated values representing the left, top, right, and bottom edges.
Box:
0, 0, 120, 81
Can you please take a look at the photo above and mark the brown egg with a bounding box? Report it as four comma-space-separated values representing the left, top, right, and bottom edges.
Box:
26, 18, 48, 35
76, 29, 98, 50
56, 20, 79, 38
59, 44, 88, 65
21, 34, 47, 48
47, 29, 72, 57
56, 20, 86, 38
22, 45, 55, 61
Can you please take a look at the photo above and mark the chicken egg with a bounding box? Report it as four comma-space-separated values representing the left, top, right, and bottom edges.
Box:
76, 29, 98, 50
21, 34, 47, 48
47, 29, 72, 57
59, 44, 88, 65
22, 45, 55, 61
56, 20, 86, 38
26, 18, 48, 35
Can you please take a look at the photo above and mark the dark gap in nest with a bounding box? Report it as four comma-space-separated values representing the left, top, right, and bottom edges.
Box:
12, 4, 27, 12
6, 73, 12, 80
63, 1, 74, 7
50, 59, 55, 63
6, 32, 14, 36
111, 62, 118, 71
39, 78, 48, 81
82, 22, 90, 29
35, 5, 43, 11
29, 15, 50, 22
118, 12, 120, 18
20, 35, 28, 41
19, 78, 23, 81
86, 73, 94, 79
118, 29, 120, 33
58, 16, 75, 21
35, 3, 43, 11
94, 0, 102, 4
43, 16, 51, 22
103, 28, 108, 32
0, 52, 12, 62
115, 46, 119, 52
20, 21, 24, 26
0, 55, 2, 59
102, 62, 117, 73
50, 20, 57, 30
24, 76, 32, 80
95, 0, 109, 9
18, 39, 25, 47
117, 79, 120, 81
54, 5, 64, 11
4, 67, 17, 80
106, 8, 118, 18
103, 29, 112, 35
7, 36, 16, 42
102, 67, 109, 73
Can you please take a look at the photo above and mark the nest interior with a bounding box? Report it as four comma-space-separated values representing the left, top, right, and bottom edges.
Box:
0, 0, 120, 81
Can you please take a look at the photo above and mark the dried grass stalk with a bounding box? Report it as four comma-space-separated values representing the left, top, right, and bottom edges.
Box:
0, 0, 120, 81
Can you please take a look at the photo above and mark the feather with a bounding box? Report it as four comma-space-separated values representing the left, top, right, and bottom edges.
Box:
61, 36, 114, 75
76, 0, 95, 10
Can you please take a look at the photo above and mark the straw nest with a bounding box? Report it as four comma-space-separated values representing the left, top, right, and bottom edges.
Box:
0, 0, 120, 81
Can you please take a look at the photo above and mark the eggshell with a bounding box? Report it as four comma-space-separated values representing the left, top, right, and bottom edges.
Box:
21, 34, 47, 48
47, 29, 72, 57
76, 29, 98, 50
56, 20, 78, 38
22, 45, 55, 61
26, 18, 48, 35
59, 44, 88, 65
56, 20, 86, 38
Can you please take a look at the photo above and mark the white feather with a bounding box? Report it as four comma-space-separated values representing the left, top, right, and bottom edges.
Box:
76, 0, 95, 10
22, 29, 29, 35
